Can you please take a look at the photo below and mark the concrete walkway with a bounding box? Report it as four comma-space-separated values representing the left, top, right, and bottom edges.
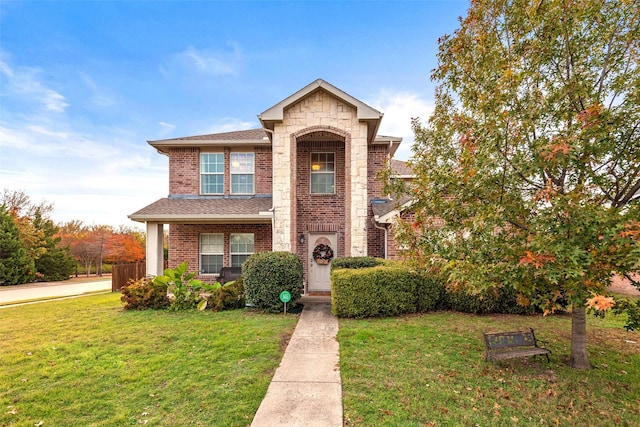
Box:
252, 297, 342, 427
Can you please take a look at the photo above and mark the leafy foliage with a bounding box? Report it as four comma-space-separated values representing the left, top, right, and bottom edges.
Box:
32, 211, 75, 281
332, 265, 441, 318
389, 0, 640, 369
153, 261, 205, 311
242, 251, 303, 312
206, 278, 246, 311
120, 277, 170, 310
330, 256, 384, 271
0, 207, 35, 285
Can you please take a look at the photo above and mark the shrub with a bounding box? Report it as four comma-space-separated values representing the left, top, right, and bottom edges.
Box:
416, 273, 447, 312
330, 256, 383, 271
443, 284, 534, 314
242, 251, 303, 313
332, 265, 424, 318
120, 277, 170, 310
206, 278, 246, 311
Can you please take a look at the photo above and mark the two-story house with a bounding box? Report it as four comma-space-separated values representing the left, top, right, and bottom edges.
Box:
129, 79, 407, 294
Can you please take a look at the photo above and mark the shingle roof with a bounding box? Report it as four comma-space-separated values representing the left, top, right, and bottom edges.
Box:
371, 195, 413, 218
390, 159, 413, 177
168, 129, 268, 141
129, 196, 273, 223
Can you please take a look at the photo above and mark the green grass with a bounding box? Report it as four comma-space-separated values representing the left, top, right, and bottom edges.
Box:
339, 310, 640, 426
0, 293, 297, 426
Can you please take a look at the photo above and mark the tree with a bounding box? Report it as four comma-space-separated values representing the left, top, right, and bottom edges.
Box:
398, 0, 639, 369
0, 207, 35, 285
104, 233, 145, 264
32, 211, 76, 281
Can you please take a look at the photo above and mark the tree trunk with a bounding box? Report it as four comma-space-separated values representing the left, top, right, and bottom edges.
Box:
570, 304, 592, 369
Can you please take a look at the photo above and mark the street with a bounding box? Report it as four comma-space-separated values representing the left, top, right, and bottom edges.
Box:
0, 277, 113, 307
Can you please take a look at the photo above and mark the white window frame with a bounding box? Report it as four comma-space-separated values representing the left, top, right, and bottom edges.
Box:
230, 152, 255, 195
230, 233, 254, 268
200, 233, 224, 275
310, 152, 335, 194
200, 153, 224, 195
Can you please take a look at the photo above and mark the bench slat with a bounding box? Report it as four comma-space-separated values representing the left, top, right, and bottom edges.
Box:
484, 328, 550, 363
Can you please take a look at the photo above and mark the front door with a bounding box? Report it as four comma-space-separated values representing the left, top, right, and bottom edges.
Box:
307, 233, 337, 293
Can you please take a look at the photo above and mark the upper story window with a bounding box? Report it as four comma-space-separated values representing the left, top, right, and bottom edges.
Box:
201, 153, 224, 194
200, 233, 224, 274
310, 152, 335, 194
230, 153, 255, 194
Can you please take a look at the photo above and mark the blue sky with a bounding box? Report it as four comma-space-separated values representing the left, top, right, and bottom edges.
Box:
0, 0, 470, 228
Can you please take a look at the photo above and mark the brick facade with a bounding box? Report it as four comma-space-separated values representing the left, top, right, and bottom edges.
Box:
367, 144, 389, 258
168, 146, 272, 196
169, 223, 272, 283
136, 80, 406, 287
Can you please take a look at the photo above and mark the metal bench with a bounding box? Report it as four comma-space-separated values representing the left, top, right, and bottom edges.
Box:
484, 328, 551, 363
218, 267, 242, 284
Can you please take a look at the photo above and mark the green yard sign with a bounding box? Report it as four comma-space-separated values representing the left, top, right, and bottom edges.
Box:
279, 290, 292, 303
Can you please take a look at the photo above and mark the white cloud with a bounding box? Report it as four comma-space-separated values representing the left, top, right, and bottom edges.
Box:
42, 89, 69, 112
157, 121, 176, 137
207, 117, 256, 134
78, 71, 118, 108
368, 90, 434, 161
1, 60, 69, 113
166, 44, 242, 77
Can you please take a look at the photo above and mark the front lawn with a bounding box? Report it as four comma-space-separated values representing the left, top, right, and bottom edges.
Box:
339, 310, 640, 426
0, 293, 297, 426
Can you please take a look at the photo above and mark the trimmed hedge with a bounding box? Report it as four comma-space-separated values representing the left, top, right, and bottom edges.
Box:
331, 256, 384, 271
331, 265, 443, 318
242, 251, 303, 313
330, 261, 534, 318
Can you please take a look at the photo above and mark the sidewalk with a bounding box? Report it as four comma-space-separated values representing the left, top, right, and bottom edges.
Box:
251, 297, 343, 427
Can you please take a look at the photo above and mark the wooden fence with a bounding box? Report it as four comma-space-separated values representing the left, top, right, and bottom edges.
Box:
112, 262, 146, 291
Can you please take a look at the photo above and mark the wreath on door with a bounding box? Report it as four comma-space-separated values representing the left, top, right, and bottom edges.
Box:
312, 243, 334, 264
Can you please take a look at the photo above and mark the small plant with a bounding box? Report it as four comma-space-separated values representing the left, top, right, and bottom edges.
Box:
153, 261, 205, 311
206, 278, 246, 311
120, 277, 169, 310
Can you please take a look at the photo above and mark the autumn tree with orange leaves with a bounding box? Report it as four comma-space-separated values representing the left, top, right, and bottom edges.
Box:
395, 0, 640, 369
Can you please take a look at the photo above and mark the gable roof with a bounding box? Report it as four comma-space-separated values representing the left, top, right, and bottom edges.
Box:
148, 129, 270, 154
258, 79, 383, 144
128, 196, 274, 224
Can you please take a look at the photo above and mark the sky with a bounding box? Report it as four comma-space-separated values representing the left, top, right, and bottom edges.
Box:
0, 0, 471, 229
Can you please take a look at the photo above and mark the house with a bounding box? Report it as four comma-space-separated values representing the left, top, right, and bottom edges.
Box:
129, 79, 409, 294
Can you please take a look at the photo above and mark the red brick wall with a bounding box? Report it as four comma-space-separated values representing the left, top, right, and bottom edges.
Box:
169, 147, 200, 195
168, 146, 272, 196
367, 144, 390, 257
294, 140, 346, 279
168, 223, 272, 282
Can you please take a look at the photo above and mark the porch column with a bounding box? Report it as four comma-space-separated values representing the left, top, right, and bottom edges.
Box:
146, 222, 164, 277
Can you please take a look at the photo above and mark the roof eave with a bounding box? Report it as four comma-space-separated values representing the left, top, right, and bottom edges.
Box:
129, 212, 274, 224
148, 139, 271, 154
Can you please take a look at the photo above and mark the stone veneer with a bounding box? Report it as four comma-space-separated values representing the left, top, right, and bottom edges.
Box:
271, 89, 369, 256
